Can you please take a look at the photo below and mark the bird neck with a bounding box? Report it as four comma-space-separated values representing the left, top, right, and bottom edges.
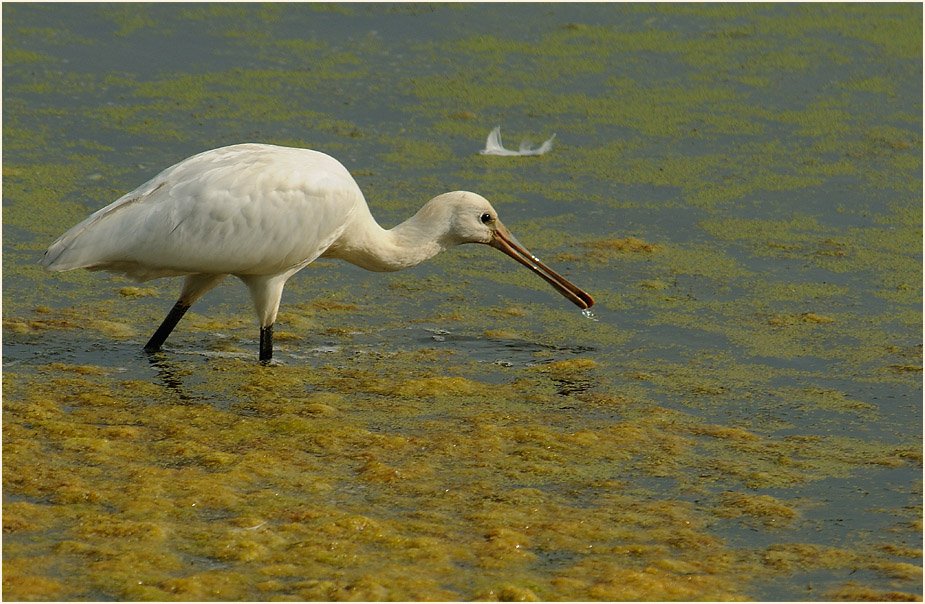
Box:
327, 203, 451, 272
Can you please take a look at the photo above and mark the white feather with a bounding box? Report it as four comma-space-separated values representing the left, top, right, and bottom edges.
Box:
479, 126, 556, 156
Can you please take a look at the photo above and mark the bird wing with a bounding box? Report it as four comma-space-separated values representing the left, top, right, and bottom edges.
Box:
42, 144, 361, 281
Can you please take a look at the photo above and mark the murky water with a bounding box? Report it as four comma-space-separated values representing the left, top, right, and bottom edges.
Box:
4, 4, 922, 601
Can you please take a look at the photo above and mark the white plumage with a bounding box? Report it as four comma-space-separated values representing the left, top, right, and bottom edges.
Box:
43, 143, 593, 361
44, 144, 356, 279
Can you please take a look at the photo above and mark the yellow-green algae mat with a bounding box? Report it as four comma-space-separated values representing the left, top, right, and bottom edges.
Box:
3, 4, 922, 601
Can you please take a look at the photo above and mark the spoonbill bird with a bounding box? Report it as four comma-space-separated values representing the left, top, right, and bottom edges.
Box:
42, 143, 594, 361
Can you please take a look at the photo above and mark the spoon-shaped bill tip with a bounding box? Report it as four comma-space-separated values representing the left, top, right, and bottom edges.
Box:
489, 226, 594, 309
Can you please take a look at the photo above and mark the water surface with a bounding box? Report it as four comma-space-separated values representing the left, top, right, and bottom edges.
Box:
3, 4, 922, 601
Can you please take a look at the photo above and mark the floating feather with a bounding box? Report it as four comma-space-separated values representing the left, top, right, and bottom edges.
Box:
479, 126, 556, 156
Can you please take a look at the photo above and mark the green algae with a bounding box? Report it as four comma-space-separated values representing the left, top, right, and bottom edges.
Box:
699, 212, 922, 311
378, 135, 456, 169
3, 158, 118, 237
2, 47, 56, 64
4, 355, 918, 600
99, 4, 162, 37
3, 3, 922, 602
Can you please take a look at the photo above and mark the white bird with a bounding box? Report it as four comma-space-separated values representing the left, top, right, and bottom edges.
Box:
42, 143, 594, 361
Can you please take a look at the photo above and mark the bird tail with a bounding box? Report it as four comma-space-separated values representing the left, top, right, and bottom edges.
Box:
40, 222, 95, 272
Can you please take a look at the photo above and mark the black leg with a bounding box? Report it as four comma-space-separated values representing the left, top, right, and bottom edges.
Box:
259, 324, 273, 362
144, 300, 191, 353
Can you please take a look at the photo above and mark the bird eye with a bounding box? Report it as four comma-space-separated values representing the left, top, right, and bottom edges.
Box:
480, 212, 493, 224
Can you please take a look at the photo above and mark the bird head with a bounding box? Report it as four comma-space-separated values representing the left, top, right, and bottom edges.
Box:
417, 191, 497, 246
425, 191, 594, 309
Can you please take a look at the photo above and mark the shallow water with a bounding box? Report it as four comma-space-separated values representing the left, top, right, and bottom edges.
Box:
3, 3, 922, 601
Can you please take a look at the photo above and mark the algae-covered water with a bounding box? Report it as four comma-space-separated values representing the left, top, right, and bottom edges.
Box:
3, 3, 922, 601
